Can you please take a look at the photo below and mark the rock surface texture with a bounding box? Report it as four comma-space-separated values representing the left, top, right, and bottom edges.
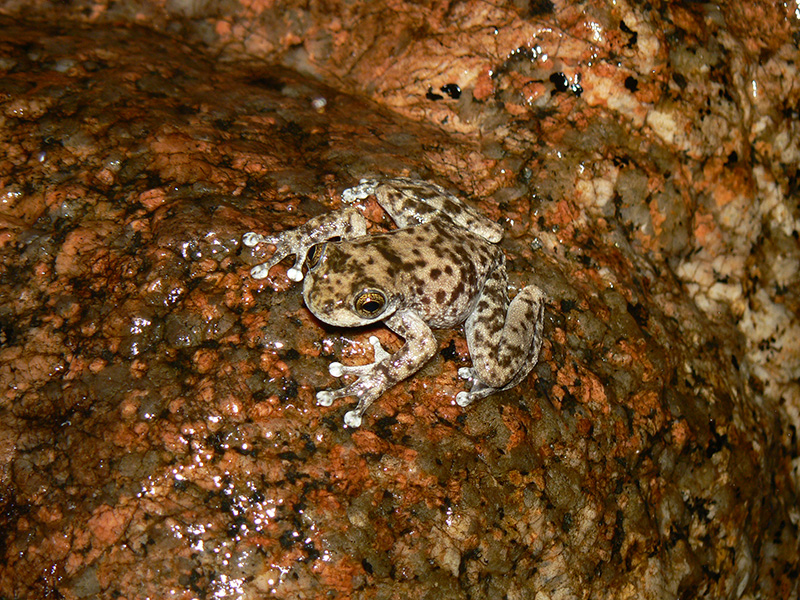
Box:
0, 1, 798, 599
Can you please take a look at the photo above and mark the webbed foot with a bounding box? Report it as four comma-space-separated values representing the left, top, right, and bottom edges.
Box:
242, 231, 308, 281
316, 336, 391, 427
455, 367, 496, 407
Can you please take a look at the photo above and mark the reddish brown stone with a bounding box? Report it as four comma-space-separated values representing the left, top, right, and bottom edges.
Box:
0, 3, 798, 599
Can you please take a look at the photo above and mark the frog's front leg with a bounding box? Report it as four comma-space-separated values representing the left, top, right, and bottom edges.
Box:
316, 310, 438, 427
457, 269, 546, 407
243, 207, 367, 281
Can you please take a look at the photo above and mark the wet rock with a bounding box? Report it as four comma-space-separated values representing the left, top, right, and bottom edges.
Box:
0, 3, 798, 600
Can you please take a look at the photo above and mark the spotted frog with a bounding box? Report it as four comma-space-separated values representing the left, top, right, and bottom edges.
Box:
243, 178, 545, 427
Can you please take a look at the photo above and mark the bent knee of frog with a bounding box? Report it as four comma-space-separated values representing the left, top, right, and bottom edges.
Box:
406, 334, 438, 362
421, 335, 439, 358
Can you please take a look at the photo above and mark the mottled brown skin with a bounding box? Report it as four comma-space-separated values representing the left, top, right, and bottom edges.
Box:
244, 178, 545, 427
304, 220, 497, 329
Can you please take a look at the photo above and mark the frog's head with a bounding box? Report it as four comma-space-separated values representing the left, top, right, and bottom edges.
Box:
301, 241, 401, 327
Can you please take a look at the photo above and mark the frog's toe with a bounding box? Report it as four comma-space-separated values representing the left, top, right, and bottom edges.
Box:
367, 336, 391, 363
250, 261, 303, 282
343, 410, 363, 428
458, 367, 475, 381
317, 382, 379, 428
456, 368, 481, 405
456, 373, 498, 407
250, 264, 272, 279
242, 232, 269, 247
328, 362, 345, 377
317, 377, 373, 406
341, 179, 378, 204
286, 253, 309, 282
329, 361, 376, 378
342, 386, 383, 428
316, 390, 335, 406
328, 338, 389, 379
317, 384, 361, 406
286, 266, 304, 282
317, 339, 392, 426
456, 391, 472, 407
456, 388, 491, 407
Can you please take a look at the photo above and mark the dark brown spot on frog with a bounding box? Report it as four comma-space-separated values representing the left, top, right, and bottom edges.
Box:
436, 290, 446, 304
442, 199, 460, 214
372, 241, 406, 269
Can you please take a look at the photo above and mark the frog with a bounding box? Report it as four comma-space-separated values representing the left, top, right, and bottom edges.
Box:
243, 177, 545, 427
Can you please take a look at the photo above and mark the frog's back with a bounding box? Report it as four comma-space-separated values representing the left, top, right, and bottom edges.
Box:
362, 221, 502, 327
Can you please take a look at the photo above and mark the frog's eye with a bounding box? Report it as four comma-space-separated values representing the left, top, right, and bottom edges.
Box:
306, 243, 326, 269
354, 289, 387, 318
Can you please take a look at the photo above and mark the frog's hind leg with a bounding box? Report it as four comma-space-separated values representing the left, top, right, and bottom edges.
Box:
368, 178, 504, 243
457, 272, 545, 407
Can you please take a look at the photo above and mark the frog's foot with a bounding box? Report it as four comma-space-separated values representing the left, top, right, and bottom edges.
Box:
242, 231, 308, 282
455, 367, 497, 407
341, 179, 379, 204
315, 336, 391, 427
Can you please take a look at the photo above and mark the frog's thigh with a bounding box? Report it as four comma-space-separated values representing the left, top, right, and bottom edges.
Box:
374, 180, 440, 227
374, 179, 503, 241
465, 271, 545, 389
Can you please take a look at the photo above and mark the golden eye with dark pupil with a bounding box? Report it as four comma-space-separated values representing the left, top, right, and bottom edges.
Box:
306, 243, 325, 269
354, 290, 386, 317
